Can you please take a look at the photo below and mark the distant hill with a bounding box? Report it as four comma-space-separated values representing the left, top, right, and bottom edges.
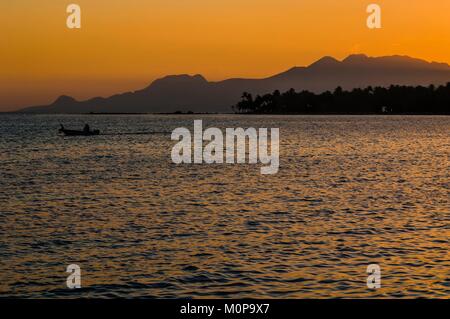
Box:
20, 54, 450, 113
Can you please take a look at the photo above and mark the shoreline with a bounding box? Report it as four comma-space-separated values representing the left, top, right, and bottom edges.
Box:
2, 112, 449, 116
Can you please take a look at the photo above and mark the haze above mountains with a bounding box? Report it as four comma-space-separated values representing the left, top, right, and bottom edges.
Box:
20, 54, 450, 113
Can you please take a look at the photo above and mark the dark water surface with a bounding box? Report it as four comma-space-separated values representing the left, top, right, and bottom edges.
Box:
0, 114, 449, 298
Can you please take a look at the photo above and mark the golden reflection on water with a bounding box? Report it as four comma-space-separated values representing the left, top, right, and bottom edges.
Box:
0, 115, 449, 298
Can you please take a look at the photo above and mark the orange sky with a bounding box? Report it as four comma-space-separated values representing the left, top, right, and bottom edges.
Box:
1, 0, 449, 111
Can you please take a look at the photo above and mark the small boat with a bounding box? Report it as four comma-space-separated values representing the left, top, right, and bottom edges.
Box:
59, 125, 100, 136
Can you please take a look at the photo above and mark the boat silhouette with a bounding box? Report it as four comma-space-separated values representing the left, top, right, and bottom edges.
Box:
59, 124, 100, 136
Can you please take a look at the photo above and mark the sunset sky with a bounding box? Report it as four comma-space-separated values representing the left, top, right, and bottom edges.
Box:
1, 0, 449, 111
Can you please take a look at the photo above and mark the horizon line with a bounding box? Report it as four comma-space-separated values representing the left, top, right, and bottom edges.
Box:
5, 53, 450, 112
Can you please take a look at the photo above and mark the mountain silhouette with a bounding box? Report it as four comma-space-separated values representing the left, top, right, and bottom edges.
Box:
20, 54, 450, 113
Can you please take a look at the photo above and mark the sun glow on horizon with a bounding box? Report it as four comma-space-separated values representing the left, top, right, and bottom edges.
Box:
1, 0, 449, 110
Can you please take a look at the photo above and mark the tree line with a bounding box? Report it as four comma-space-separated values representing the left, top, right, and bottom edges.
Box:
233, 83, 450, 114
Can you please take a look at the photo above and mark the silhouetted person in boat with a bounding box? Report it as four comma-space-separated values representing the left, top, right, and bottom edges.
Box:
83, 124, 90, 133
60, 124, 65, 131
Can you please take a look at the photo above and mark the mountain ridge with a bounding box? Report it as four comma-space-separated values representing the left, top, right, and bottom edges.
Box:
19, 54, 450, 113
